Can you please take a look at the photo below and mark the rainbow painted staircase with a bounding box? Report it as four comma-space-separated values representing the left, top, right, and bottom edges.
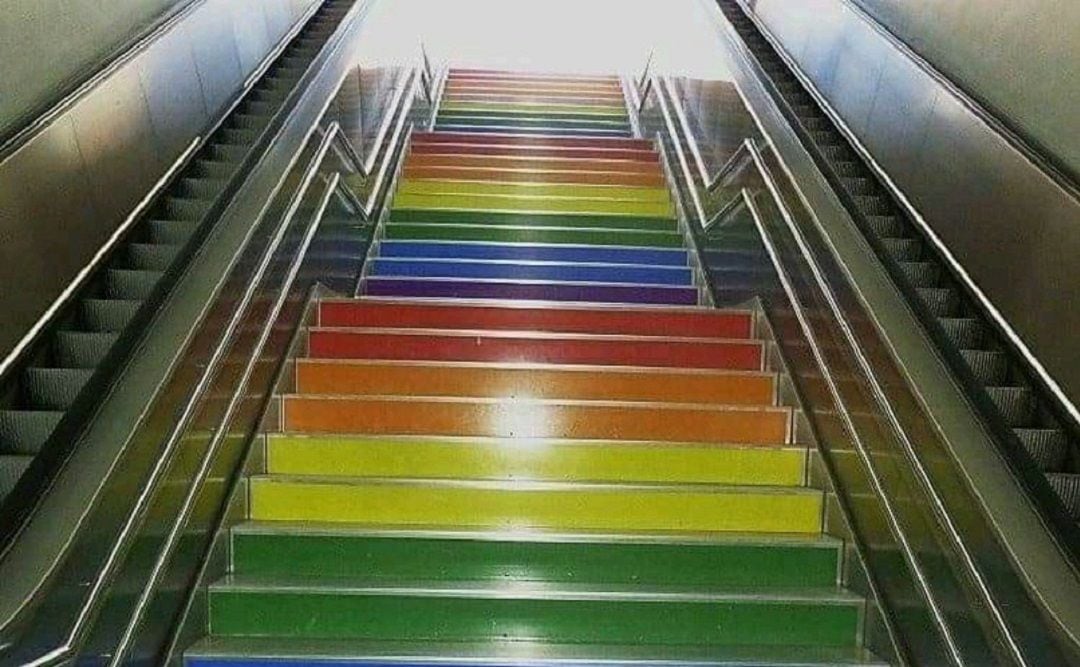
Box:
187, 69, 882, 666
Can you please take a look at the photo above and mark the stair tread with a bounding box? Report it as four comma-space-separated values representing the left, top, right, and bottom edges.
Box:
232, 520, 840, 547
211, 573, 858, 603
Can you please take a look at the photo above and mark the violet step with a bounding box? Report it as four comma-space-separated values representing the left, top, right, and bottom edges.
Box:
361, 277, 699, 305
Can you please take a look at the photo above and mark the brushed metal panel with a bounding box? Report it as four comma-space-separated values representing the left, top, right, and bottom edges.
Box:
861, 53, 936, 188
69, 65, 160, 231
753, 0, 807, 59
0, 117, 98, 355
820, 10, 887, 137
137, 19, 210, 160
188, 0, 244, 118
262, 0, 293, 44
792, 0, 845, 93
228, 0, 272, 78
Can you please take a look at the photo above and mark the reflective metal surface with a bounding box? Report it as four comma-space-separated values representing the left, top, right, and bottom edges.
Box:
636, 48, 1080, 661
0, 0, 323, 363
0, 0, 407, 660
724, 0, 1080, 412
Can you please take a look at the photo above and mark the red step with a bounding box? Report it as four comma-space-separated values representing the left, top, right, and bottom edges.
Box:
412, 132, 653, 151
318, 300, 755, 339
307, 328, 763, 371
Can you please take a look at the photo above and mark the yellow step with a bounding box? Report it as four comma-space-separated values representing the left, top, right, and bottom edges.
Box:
250, 476, 824, 533
266, 436, 807, 486
397, 179, 671, 202
393, 192, 674, 218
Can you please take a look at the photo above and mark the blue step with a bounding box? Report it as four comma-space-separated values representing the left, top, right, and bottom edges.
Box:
369, 259, 693, 286
378, 241, 689, 266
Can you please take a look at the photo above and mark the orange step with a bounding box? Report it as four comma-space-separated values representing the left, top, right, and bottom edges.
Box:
295, 360, 777, 405
281, 395, 791, 445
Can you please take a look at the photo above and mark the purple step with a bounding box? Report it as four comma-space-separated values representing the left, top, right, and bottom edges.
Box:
362, 277, 699, 305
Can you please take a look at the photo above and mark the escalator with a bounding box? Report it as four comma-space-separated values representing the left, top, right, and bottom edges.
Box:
712, 0, 1080, 549
1, 3, 1078, 666
0, 0, 357, 537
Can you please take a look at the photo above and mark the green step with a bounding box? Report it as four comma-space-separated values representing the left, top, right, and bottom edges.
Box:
186, 636, 887, 666
390, 208, 677, 231
231, 524, 842, 588
209, 577, 863, 646
383, 222, 685, 248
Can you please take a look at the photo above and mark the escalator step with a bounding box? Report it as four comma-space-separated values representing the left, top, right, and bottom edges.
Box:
881, 237, 922, 261
1016, 428, 1069, 472
832, 160, 862, 177
24, 368, 93, 410
960, 349, 1009, 385
192, 160, 235, 180
55, 331, 118, 368
811, 130, 841, 146
180, 177, 227, 200
163, 197, 211, 221
0, 410, 63, 454
899, 261, 940, 287
81, 299, 141, 333
841, 176, 875, 196
853, 195, 892, 216
986, 386, 1035, 427
0, 455, 34, 498
803, 117, 831, 132
1045, 473, 1080, 520
221, 128, 259, 146
939, 317, 985, 348
210, 144, 249, 163
243, 101, 277, 117
865, 215, 905, 238
251, 88, 288, 104
148, 219, 199, 245
106, 269, 163, 300
820, 144, 855, 163
230, 114, 268, 131
916, 287, 959, 317
128, 243, 181, 271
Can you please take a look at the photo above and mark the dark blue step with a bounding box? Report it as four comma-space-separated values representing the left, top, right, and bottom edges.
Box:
369, 259, 693, 286
378, 241, 689, 266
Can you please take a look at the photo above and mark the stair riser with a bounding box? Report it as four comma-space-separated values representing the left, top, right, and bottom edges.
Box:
362, 279, 698, 305
408, 143, 658, 162
389, 208, 675, 231
210, 589, 856, 645
404, 165, 665, 187
397, 180, 669, 202
281, 397, 788, 444
317, 301, 752, 338
393, 193, 673, 218
232, 530, 837, 587
406, 154, 663, 175
251, 480, 818, 531
412, 131, 652, 150
294, 362, 774, 404
307, 331, 762, 370
368, 260, 693, 286
377, 241, 689, 266
267, 437, 803, 485
434, 124, 632, 138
